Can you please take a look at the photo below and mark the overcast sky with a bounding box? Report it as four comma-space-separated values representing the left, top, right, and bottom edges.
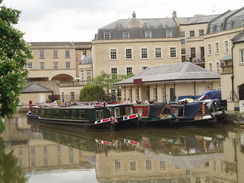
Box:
2, 0, 243, 42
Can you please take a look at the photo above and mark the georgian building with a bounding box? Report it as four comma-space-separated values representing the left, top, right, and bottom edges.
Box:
91, 7, 244, 108
25, 42, 92, 102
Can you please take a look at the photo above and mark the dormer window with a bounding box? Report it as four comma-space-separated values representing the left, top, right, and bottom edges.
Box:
227, 21, 233, 29
145, 31, 152, 38
217, 23, 223, 31
166, 29, 173, 37
104, 32, 111, 39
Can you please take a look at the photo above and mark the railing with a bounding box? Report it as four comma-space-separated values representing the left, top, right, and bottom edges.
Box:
59, 80, 92, 87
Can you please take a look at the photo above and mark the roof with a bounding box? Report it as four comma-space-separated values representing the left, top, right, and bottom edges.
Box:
178, 14, 218, 25
232, 30, 244, 43
114, 62, 220, 85
81, 55, 92, 65
219, 54, 232, 61
21, 83, 52, 93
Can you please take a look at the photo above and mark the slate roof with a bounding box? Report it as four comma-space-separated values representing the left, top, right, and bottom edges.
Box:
232, 30, 244, 43
81, 55, 92, 64
219, 54, 232, 61
114, 62, 220, 85
21, 83, 52, 93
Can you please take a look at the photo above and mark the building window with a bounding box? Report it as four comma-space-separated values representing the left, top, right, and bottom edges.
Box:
104, 32, 111, 39
27, 62, 33, 69
166, 29, 173, 37
141, 48, 148, 59
115, 160, 121, 172
130, 160, 136, 171
81, 51, 86, 60
190, 30, 195, 37
199, 29, 204, 36
145, 31, 152, 38
170, 47, 176, 58
160, 161, 166, 170
181, 31, 186, 44
66, 62, 70, 69
215, 42, 219, 54
227, 21, 233, 29
53, 50, 58, 58
216, 62, 220, 73
110, 49, 117, 60
81, 71, 84, 80
146, 160, 152, 171
53, 62, 58, 69
181, 48, 186, 62
123, 32, 130, 39
70, 92, 75, 101
190, 47, 196, 58
86, 70, 92, 80
209, 63, 212, 71
31, 147, 35, 154
39, 51, 45, 59
241, 49, 244, 63
125, 49, 132, 59
40, 62, 45, 69
65, 50, 70, 58
241, 18, 244, 26
224, 41, 229, 52
208, 44, 212, 55
126, 67, 132, 75
155, 48, 162, 58
111, 68, 117, 78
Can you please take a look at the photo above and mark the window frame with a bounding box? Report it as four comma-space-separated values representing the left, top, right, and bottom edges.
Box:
110, 49, 117, 60
155, 48, 162, 58
170, 47, 176, 58
125, 48, 132, 59
141, 48, 148, 59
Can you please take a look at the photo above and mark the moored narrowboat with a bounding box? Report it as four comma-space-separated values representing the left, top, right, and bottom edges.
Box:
38, 105, 116, 131
171, 102, 216, 126
106, 103, 139, 128
134, 103, 178, 127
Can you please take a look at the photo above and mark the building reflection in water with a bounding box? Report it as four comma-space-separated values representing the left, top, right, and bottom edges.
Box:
0, 113, 244, 183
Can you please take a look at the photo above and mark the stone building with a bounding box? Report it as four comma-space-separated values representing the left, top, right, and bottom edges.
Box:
114, 62, 220, 103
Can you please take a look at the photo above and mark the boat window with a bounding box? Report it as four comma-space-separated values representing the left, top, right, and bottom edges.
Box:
55, 110, 59, 117
79, 110, 85, 119
46, 110, 51, 117
41, 109, 44, 116
96, 110, 99, 119
125, 107, 131, 115
64, 110, 69, 118
115, 108, 120, 117
71, 110, 76, 118
100, 110, 103, 119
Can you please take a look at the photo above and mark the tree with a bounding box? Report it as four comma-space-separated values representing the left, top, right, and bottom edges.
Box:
93, 71, 134, 94
80, 84, 106, 102
0, 0, 32, 119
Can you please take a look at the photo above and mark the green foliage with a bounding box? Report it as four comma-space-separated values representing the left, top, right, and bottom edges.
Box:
80, 84, 106, 102
0, 137, 28, 183
0, 1, 32, 118
92, 71, 134, 93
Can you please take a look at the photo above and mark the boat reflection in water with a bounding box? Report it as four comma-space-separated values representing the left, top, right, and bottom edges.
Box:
38, 124, 229, 183
2, 113, 244, 183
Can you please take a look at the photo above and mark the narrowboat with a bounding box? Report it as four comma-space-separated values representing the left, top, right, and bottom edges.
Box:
106, 103, 139, 128
37, 105, 116, 131
134, 103, 178, 127
26, 104, 42, 125
171, 102, 216, 126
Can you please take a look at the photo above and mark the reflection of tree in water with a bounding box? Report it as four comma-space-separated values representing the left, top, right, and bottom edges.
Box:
0, 137, 28, 183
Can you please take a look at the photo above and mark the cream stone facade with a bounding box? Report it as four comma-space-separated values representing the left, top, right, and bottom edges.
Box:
91, 8, 244, 106
25, 42, 91, 102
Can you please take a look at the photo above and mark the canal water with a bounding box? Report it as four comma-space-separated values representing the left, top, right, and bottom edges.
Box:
0, 113, 244, 183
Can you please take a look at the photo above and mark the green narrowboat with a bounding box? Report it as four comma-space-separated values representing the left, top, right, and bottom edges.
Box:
38, 106, 116, 131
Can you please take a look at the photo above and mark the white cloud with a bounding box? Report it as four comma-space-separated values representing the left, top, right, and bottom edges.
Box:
2, 0, 243, 42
